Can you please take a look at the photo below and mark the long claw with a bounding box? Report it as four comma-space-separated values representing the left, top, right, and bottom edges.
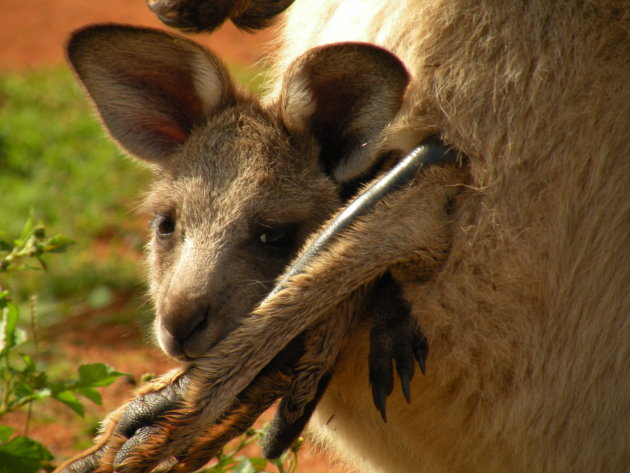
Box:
369, 353, 394, 421
398, 366, 413, 403
372, 382, 389, 423
263, 372, 332, 459
413, 336, 429, 375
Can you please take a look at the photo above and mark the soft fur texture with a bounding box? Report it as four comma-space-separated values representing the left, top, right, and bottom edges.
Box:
274, 1, 629, 471
59, 1, 629, 472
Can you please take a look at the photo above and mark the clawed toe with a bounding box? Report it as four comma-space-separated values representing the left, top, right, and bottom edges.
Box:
368, 272, 429, 421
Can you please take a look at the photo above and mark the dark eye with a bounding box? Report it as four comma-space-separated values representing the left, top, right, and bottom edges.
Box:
258, 224, 298, 251
154, 215, 175, 238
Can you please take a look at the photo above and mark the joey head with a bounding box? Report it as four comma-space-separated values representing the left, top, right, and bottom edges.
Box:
143, 106, 339, 360
67, 24, 417, 367
59, 25, 441, 472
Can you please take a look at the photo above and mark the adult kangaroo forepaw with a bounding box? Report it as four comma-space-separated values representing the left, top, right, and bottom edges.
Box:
147, 0, 238, 31
368, 272, 428, 422
147, 0, 295, 32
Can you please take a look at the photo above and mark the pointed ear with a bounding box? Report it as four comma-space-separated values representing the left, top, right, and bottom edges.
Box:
66, 24, 236, 165
279, 43, 410, 182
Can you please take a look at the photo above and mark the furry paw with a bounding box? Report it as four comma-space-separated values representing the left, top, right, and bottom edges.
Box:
369, 272, 428, 422
54, 370, 190, 473
55, 342, 305, 473
262, 371, 332, 459
147, 0, 295, 32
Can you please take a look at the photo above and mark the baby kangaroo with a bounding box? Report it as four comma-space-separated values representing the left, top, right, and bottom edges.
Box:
57, 23, 465, 473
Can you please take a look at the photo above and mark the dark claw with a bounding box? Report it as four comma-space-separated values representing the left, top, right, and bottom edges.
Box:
263, 372, 332, 459
397, 364, 413, 403
368, 272, 429, 419
371, 381, 389, 423
369, 330, 394, 421
394, 337, 415, 403
412, 331, 429, 375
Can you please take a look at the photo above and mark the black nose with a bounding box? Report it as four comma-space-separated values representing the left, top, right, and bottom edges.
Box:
161, 303, 208, 343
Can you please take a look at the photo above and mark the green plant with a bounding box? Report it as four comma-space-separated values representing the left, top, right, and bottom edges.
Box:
0, 216, 303, 473
197, 428, 301, 473
0, 216, 126, 473
0, 67, 148, 329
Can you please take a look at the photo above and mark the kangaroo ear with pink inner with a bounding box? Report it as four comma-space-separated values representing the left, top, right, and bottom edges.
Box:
280, 42, 410, 182
66, 24, 236, 165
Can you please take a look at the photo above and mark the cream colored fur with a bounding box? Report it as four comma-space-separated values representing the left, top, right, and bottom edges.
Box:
264, 1, 630, 472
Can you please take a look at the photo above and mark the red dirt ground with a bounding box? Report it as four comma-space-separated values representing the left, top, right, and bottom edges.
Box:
0, 1, 336, 471
0, 0, 275, 70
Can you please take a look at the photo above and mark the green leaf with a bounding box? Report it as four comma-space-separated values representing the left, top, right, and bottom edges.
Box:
17, 213, 35, 243
87, 286, 113, 309
0, 435, 53, 473
13, 381, 35, 400
52, 390, 84, 416
43, 234, 75, 253
0, 293, 8, 310
77, 363, 126, 387
0, 304, 19, 356
248, 457, 268, 470
76, 387, 102, 406
233, 459, 258, 473
46, 364, 125, 415
0, 426, 14, 444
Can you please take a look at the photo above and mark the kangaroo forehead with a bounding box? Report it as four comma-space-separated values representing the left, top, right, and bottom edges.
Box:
143, 122, 323, 220
170, 104, 309, 177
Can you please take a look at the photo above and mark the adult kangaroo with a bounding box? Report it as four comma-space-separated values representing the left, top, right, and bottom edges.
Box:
57, 1, 629, 472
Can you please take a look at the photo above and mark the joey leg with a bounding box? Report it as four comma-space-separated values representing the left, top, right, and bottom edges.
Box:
59, 141, 467, 472
172, 157, 468, 457
263, 292, 363, 458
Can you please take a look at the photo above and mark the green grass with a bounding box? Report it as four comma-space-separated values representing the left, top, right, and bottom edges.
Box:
0, 62, 263, 328
229, 63, 268, 95
0, 68, 148, 236
0, 67, 150, 327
